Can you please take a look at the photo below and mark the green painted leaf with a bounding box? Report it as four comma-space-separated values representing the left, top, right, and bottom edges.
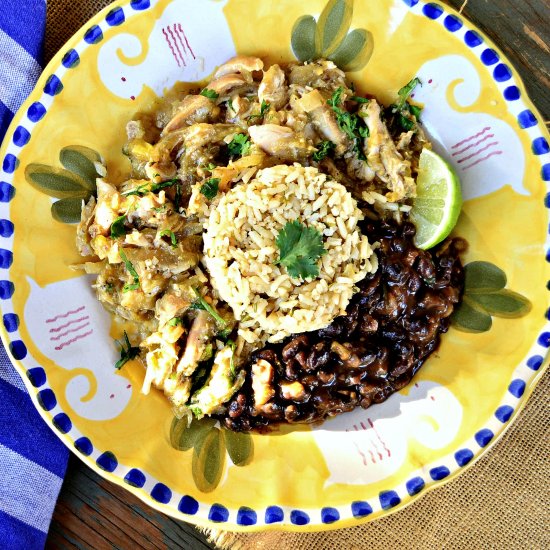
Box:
224, 429, 253, 466
192, 427, 225, 493
451, 299, 492, 333
329, 28, 374, 72
170, 416, 217, 452
291, 15, 318, 62
464, 261, 506, 294
317, 0, 353, 56
51, 198, 86, 224
25, 163, 91, 199
59, 146, 101, 191
468, 289, 532, 319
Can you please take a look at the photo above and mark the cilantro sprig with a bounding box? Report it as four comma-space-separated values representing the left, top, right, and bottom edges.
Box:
160, 229, 178, 247
119, 248, 140, 292
275, 220, 326, 279
200, 178, 220, 200
122, 179, 178, 197
327, 87, 369, 158
191, 288, 227, 327
312, 140, 335, 162
386, 77, 423, 133
200, 88, 219, 99
227, 134, 251, 158
248, 100, 270, 122
114, 331, 140, 370
110, 215, 127, 239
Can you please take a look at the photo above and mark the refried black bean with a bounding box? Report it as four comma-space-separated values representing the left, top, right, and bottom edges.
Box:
218, 217, 466, 432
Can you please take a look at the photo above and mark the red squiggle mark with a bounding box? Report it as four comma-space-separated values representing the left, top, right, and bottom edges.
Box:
368, 418, 391, 458
452, 133, 495, 156
179, 24, 195, 59
457, 142, 500, 164
462, 150, 503, 170
46, 306, 85, 323
55, 330, 93, 351
49, 316, 89, 333
452, 127, 491, 149
167, 25, 186, 67
162, 28, 181, 67
354, 440, 368, 465
50, 322, 91, 341
368, 449, 377, 464
174, 24, 188, 59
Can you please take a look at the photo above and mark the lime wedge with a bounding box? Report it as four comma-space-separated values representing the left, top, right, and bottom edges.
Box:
409, 148, 463, 249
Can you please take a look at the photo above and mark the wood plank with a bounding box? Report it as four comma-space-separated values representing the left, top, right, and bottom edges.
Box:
446, 0, 550, 119
46, 456, 214, 550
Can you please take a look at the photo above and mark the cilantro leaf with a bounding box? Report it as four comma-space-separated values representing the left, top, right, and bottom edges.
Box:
191, 288, 227, 327
275, 220, 326, 279
115, 331, 140, 370
327, 87, 344, 109
160, 229, 178, 247
409, 104, 422, 119
385, 77, 423, 134
122, 178, 178, 197
352, 95, 370, 104
327, 87, 368, 159
110, 215, 127, 239
312, 140, 335, 162
200, 88, 219, 99
200, 178, 220, 200
248, 100, 270, 122
174, 182, 182, 211
119, 248, 140, 292
396, 77, 421, 110
168, 317, 182, 326
227, 134, 251, 158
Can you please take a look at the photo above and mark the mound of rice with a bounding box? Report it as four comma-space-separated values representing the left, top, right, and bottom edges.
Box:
203, 164, 378, 344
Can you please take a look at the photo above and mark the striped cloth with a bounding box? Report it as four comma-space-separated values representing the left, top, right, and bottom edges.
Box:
0, 1, 69, 548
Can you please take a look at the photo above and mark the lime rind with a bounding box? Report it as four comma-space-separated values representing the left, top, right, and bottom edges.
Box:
410, 148, 462, 249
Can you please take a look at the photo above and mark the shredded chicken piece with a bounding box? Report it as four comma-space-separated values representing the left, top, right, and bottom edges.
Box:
176, 311, 214, 376
89, 181, 118, 237
248, 124, 315, 161
163, 95, 220, 134
76, 196, 96, 256
207, 74, 257, 102
258, 64, 288, 110
295, 89, 349, 155
362, 100, 415, 201
213, 56, 264, 79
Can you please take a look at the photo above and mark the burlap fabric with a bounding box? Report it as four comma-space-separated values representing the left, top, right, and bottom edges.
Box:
45, 1, 549, 548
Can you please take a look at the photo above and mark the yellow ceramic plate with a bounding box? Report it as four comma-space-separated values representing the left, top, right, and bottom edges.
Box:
0, 0, 549, 532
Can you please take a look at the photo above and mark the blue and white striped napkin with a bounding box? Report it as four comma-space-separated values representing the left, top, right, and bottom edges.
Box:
0, 1, 69, 548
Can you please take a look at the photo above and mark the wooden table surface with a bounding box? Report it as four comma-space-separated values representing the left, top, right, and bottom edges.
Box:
45, 1, 550, 548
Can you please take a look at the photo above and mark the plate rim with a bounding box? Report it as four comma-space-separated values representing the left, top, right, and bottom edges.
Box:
0, 0, 549, 532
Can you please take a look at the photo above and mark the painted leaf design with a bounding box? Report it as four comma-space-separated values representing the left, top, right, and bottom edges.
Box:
59, 145, 102, 190
170, 416, 216, 451
464, 261, 506, 294
224, 429, 253, 466
317, 0, 353, 56
291, 15, 318, 62
329, 28, 374, 72
451, 299, 492, 333
51, 198, 87, 224
25, 163, 91, 199
467, 289, 532, 319
192, 427, 225, 493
